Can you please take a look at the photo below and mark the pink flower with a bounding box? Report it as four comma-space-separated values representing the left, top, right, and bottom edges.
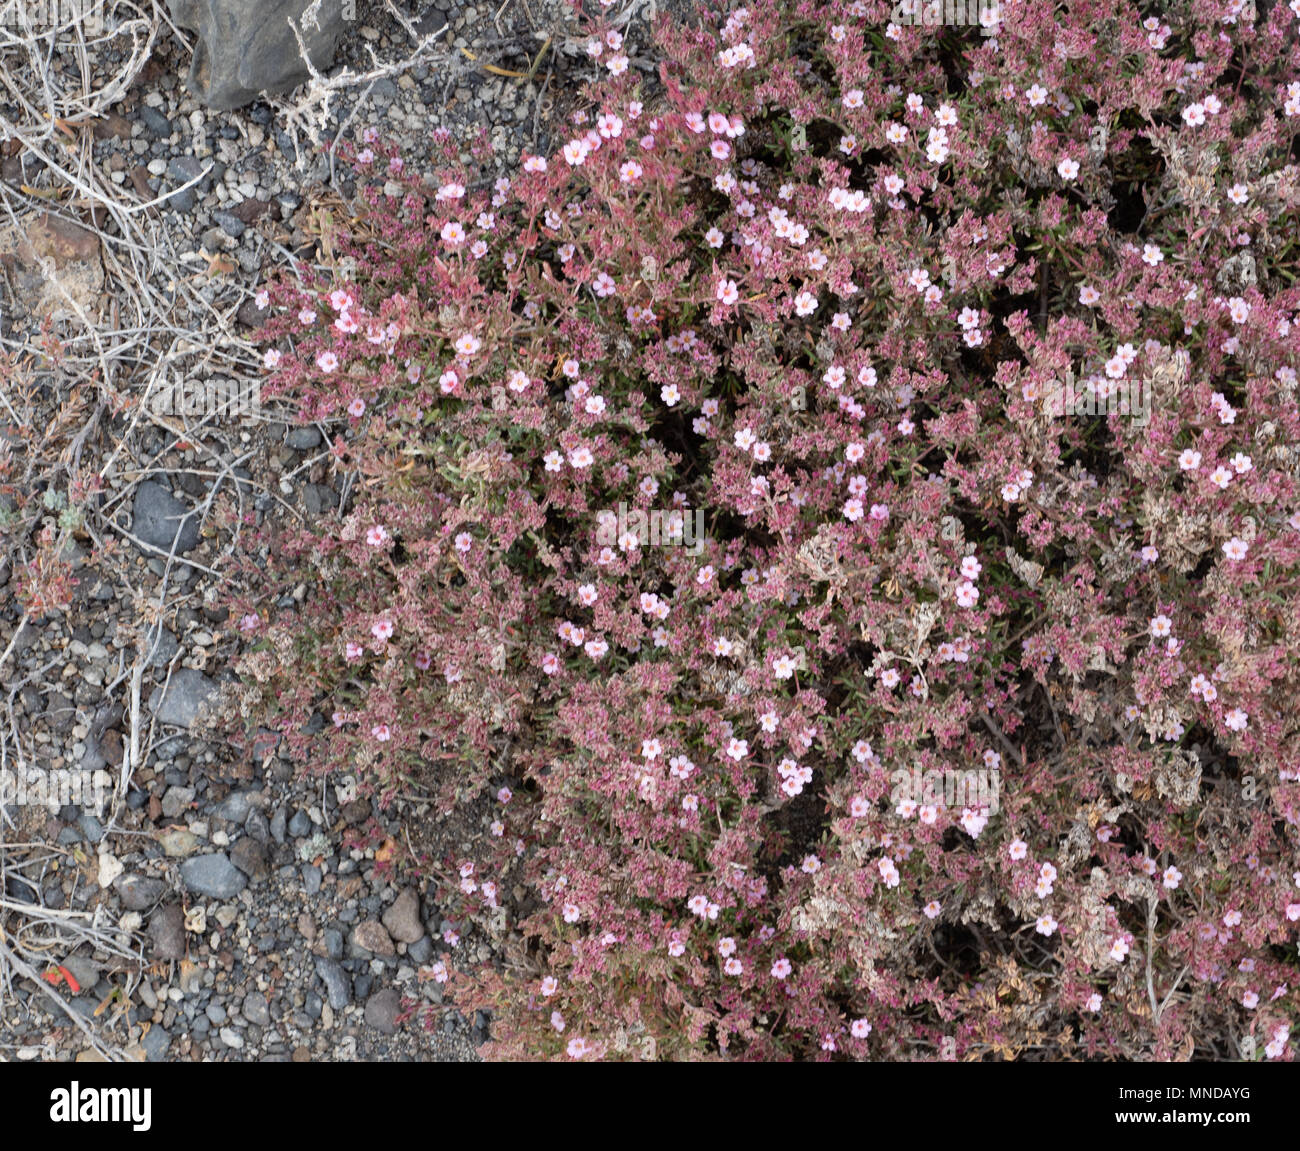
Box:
771, 957, 793, 979
878, 857, 900, 887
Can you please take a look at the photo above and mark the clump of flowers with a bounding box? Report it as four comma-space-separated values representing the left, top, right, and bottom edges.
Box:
231, 0, 1300, 1060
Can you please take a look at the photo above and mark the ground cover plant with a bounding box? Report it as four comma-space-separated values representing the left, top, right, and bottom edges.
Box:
231, 0, 1300, 1060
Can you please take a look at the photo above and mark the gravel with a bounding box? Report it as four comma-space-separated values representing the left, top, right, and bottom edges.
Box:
0, 0, 601, 1065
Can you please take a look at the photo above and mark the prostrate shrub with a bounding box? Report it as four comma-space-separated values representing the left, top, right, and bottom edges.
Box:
232, 0, 1300, 1060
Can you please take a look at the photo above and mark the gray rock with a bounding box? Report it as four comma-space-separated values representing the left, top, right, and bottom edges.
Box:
149, 903, 186, 959
148, 668, 217, 728
167, 187, 197, 214
315, 957, 351, 1008
288, 809, 311, 837
269, 806, 287, 844
381, 888, 425, 945
206, 1002, 227, 1025
322, 927, 343, 959
161, 785, 196, 818
407, 935, 433, 964
242, 992, 270, 1026
77, 813, 104, 844
245, 808, 270, 843
46, 692, 77, 732
142, 1025, 171, 1062
138, 106, 173, 137
131, 480, 200, 554
116, 874, 167, 911
285, 426, 321, 450
364, 988, 401, 1035
11, 619, 40, 655
302, 865, 321, 895
60, 955, 99, 992
180, 853, 247, 898
4, 871, 37, 903
215, 791, 254, 823
229, 837, 269, 884
166, 155, 210, 192
166, 0, 349, 111
145, 628, 180, 667
213, 209, 246, 238
79, 737, 108, 774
